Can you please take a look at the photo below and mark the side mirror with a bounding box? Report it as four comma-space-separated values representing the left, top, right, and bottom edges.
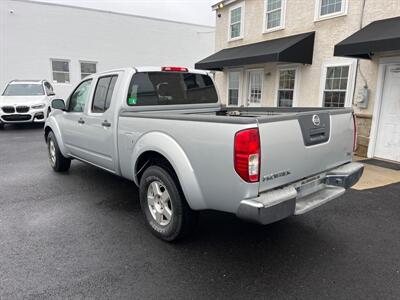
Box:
47, 91, 56, 96
51, 99, 66, 110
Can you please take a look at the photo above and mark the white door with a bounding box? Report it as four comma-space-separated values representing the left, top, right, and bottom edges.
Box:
247, 70, 263, 107
375, 64, 400, 162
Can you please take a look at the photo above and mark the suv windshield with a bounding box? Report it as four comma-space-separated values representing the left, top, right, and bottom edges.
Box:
2, 84, 45, 96
127, 72, 218, 106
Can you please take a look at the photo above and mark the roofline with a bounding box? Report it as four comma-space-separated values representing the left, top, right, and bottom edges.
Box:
212, 0, 239, 11
12, 0, 215, 29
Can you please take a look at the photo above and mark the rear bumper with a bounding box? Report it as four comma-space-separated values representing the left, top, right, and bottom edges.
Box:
236, 162, 364, 225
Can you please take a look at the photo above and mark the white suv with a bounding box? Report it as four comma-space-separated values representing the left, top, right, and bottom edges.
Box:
0, 80, 56, 127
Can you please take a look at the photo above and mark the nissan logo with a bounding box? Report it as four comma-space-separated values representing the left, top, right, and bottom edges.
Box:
312, 114, 320, 126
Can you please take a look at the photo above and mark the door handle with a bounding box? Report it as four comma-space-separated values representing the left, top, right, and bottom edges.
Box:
78, 118, 85, 124
101, 120, 111, 127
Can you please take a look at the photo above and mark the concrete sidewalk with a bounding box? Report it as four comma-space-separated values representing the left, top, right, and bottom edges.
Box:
352, 156, 400, 190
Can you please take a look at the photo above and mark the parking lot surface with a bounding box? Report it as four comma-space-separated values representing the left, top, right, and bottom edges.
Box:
1, 124, 400, 299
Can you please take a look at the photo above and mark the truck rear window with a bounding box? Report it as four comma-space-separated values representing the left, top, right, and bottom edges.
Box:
127, 72, 218, 106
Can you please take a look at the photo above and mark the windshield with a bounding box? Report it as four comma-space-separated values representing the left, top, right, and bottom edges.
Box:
2, 84, 45, 96
127, 72, 218, 106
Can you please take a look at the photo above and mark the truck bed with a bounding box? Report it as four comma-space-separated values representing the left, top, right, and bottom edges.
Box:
119, 105, 354, 212
120, 106, 352, 125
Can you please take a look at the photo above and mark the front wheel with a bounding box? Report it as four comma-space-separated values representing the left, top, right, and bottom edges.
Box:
139, 165, 198, 241
47, 131, 71, 172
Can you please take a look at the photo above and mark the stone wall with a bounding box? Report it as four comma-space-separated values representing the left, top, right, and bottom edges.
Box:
355, 113, 372, 157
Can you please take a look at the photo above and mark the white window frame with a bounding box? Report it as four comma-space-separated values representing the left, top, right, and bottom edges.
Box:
226, 69, 243, 107
275, 64, 300, 107
228, 2, 245, 41
51, 58, 71, 85
80, 60, 98, 79
263, 0, 286, 34
314, 0, 348, 22
318, 59, 357, 108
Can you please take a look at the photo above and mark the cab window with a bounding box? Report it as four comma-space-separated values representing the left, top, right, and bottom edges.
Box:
68, 80, 92, 112
127, 72, 218, 106
92, 75, 118, 113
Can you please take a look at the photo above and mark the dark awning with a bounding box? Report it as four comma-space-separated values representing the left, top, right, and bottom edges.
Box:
195, 32, 315, 70
334, 17, 400, 59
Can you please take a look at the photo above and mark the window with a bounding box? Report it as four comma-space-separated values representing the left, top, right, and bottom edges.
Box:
92, 75, 118, 113
3, 83, 44, 96
127, 72, 218, 106
264, 0, 285, 31
277, 69, 296, 107
51, 59, 70, 84
316, 0, 346, 20
81, 62, 97, 79
44, 82, 54, 95
228, 71, 240, 106
323, 66, 349, 107
229, 3, 244, 40
321, 0, 342, 15
68, 79, 92, 112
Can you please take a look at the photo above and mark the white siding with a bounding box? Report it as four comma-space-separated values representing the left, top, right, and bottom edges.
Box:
0, 0, 215, 98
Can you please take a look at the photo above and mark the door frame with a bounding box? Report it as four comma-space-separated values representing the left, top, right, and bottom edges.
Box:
245, 68, 264, 107
368, 56, 400, 158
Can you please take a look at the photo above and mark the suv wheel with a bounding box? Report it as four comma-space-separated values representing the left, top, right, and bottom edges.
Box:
139, 165, 198, 241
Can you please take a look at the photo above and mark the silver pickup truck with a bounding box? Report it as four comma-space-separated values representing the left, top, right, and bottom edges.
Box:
44, 66, 363, 241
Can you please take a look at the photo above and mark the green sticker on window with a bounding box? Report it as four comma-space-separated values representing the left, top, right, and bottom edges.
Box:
128, 97, 137, 105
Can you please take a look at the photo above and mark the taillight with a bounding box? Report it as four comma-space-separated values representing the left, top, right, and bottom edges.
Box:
353, 113, 357, 152
162, 66, 188, 72
234, 128, 260, 182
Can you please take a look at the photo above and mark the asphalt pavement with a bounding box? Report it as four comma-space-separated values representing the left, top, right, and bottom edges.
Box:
0, 124, 399, 299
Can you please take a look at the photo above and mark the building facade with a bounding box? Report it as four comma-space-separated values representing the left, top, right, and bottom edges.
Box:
197, 0, 400, 163
0, 0, 215, 99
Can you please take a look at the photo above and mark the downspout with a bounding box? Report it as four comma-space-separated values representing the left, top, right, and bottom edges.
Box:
352, 0, 368, 105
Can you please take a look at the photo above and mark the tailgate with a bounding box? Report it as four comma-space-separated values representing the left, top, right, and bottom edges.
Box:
258, 110, 354, 193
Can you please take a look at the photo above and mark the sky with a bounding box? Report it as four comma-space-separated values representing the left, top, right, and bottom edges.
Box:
36, 0, 217, 26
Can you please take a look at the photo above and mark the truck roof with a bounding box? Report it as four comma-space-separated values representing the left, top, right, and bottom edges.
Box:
134, 66, 209, 75
93, 67, 210, 77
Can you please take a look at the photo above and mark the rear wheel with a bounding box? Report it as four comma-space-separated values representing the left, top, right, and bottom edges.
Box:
47, 131, 71, 172
139, 165, 198, 241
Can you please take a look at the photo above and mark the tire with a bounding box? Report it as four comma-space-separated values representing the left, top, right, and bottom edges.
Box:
0, 123, 4, 130
47, 131, 71, 172
139, 165, 198, 241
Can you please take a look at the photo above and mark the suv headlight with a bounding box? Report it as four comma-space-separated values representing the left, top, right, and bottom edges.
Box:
31, 103, 46, 109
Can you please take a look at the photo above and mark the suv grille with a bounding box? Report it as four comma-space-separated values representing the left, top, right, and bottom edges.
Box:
16, 106, 30, 113
1, 114, 32, 121
2, 106, 15, 113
